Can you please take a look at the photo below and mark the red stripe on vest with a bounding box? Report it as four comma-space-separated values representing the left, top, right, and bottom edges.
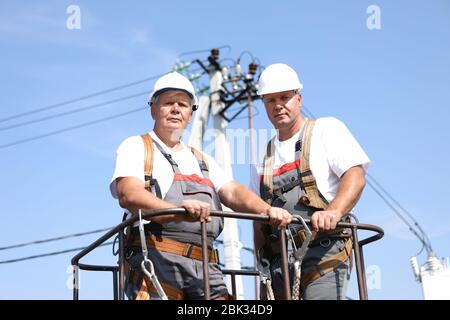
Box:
173, 173, 214, 188
259, 159, 300, 182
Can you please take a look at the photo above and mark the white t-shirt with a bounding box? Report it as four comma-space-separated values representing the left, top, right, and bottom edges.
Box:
110, 131, 233, 200
249, 117, 370, 202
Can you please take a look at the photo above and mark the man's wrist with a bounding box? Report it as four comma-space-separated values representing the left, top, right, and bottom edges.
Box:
325, 205, 346, 219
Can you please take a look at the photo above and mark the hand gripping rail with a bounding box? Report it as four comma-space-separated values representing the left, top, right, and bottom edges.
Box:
71, 208, 384, 300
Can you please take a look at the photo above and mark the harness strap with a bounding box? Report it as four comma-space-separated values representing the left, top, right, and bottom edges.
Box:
300, 237, 353, 291
132, 273, 184, 300
131, 234, 219, 264
140, 133, 163, 199
152, 139, 180, 171
297, 120, 328, 209
134, 273, 231, 300
190, 147, 209, 174
261, 138, 275, 205
141, 133, 154, 191
273, 178, 300, 195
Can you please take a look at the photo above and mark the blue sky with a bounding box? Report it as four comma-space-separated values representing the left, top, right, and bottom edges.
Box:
1, 0, 450, 299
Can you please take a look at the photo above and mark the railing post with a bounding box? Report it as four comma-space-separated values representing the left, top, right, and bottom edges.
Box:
113, 270, 118, 300
230, 272, 237, 298
118, 229, 125, 300
201, 221, 211, 299
352, 225, 368, 300
73, 264, 79, 300
280, 227, 291, 300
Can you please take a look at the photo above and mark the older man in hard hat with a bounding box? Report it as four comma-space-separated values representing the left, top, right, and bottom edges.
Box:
110, 71, 292, 300
250, 64, 370, 300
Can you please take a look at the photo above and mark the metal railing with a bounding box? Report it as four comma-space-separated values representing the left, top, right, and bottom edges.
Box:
71, 208, 384, 300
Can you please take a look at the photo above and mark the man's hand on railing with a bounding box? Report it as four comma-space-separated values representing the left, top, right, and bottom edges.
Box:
262, 207, 292, 228
180, 200, 212, 222
310, 210, 342, 232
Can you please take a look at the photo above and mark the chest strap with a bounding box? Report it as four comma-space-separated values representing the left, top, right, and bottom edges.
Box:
140, 134, 210, 197
260, 119, 328, 210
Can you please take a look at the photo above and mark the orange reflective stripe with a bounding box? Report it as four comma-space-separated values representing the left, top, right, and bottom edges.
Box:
173, 173, 214, 188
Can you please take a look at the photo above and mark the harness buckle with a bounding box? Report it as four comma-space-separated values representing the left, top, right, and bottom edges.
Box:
299, 195, 310, 205
183, 244, 194, 258
272, 188, 287, 203
319, 239, 332, 248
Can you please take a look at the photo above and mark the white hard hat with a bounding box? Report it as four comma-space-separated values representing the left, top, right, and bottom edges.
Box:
257, 63, 303, 95
149, 72, 198, 110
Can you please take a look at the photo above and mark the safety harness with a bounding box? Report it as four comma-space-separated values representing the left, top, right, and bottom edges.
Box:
124, 133, 223, 300
259, 119, 353, 299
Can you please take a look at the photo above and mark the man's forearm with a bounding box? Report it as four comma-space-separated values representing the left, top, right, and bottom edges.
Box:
119, 187, 182, 223
327, 165, 366, 217
220, 182, 271, 214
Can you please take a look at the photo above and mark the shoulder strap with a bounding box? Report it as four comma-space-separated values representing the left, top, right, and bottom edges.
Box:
297, 119, 329, 210
190, 147, 209, 171
151, 138, 180, 172
140, 134, 162, 198
190, 147, 212, 179
141, 133, 154, 191
260, 137, 276, 205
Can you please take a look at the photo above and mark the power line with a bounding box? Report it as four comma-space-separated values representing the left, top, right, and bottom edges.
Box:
0, 106, 146, 149
366, 174, 432, 253
0, 227, 112, 251
0, 49, 228, 125
0, 242, 114, 265
366, 176, 430, 253
366, 173, 432, 250
0, 92, 148, 131
0, 73, 166, 124
177, 45, 231, 60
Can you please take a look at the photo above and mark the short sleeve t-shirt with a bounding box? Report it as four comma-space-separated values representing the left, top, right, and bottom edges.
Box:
110, 131, 233, 199
249, 117, 370, 202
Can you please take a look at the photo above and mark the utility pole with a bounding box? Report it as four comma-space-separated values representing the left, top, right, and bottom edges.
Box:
186, 48, 260, 299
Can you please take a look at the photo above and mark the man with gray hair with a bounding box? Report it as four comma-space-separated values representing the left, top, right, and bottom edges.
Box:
110, 71, 292, 300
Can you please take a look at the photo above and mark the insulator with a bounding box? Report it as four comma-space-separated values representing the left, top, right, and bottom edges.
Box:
173, 60, 190, 72
189, 73, 200, 81
410, 256, 420, 281
443, 257, 450, 270
235, 64, 242, 76
222, 67, 229, 80
426, 254, 443, 272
